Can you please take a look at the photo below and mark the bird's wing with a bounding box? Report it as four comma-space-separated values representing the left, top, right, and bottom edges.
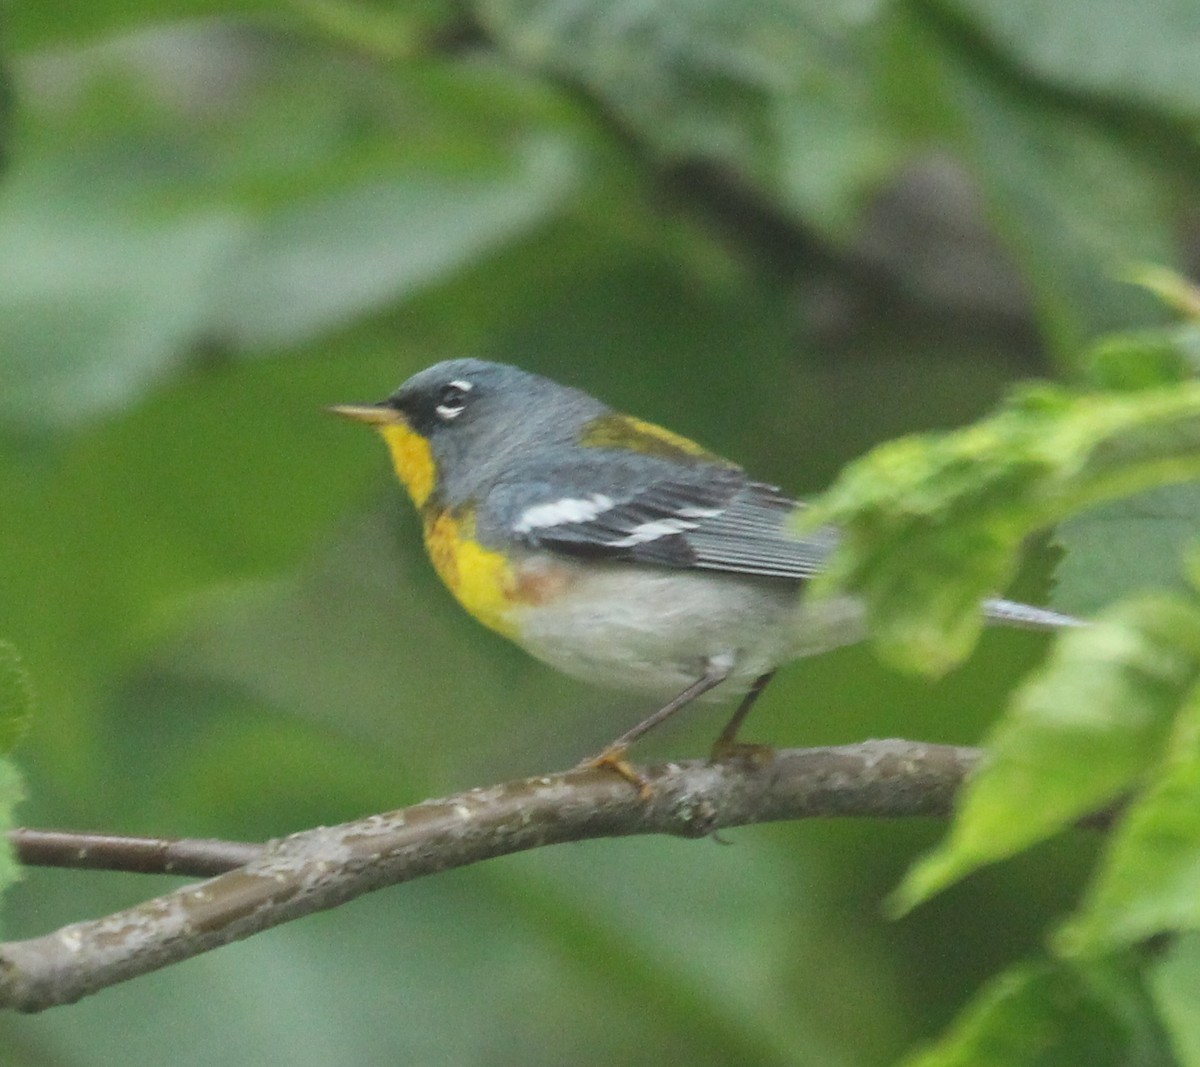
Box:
491, 459, 836, 581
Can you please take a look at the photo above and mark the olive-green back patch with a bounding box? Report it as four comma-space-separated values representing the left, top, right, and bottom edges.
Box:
580, 413, 732, 466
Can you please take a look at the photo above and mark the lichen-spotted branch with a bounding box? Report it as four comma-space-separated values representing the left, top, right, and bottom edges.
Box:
0, 740, 977, 1013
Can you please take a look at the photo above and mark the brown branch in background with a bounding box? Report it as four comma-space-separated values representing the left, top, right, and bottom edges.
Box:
0, 740, 978, 1014
9, 829, 263, 878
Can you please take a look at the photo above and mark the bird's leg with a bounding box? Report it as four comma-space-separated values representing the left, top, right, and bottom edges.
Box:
576, 657, 733, 796
709, 670, 776, 763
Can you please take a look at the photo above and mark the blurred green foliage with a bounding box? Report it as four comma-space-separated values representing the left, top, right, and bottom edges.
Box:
0, 642, 30, 910
1, 0, 1199, 1064
902, 957, 1173, 1067
808, 379, 1200, 673
896, 595, 1200, 913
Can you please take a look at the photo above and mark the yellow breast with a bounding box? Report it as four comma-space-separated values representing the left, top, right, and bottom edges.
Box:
423, 509, 520, 639
376, 419, 573, 642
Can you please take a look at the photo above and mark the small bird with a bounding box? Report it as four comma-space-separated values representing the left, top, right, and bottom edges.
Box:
332, 359, 1077, 785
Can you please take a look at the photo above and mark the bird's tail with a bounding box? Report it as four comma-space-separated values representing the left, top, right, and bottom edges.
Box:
983, 597, 1083, 631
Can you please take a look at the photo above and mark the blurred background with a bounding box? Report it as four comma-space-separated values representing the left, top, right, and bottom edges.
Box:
1, 1, 1197, 1063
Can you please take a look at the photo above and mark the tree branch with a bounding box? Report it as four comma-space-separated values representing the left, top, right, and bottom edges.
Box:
8, 829, 263, 878
0, 740, 977, 1013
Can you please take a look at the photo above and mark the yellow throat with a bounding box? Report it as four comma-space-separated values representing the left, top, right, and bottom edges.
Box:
330, 403, 527, 640
377, 421, 436, 508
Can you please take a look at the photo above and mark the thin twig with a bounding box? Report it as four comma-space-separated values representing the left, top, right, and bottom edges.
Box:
9, 829, 262, 878
0, 740, 977, 1013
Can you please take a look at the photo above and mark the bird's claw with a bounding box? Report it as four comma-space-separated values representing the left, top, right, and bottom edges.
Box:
575, 745, 653, 799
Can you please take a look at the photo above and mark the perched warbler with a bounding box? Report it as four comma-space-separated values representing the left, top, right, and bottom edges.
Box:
333, 359, 1077, 785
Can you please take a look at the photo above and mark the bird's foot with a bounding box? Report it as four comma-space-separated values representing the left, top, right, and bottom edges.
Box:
709, 738, 775, 767
575, 744, 653, 799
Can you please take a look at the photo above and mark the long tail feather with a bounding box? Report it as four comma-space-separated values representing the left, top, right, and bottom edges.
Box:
983, 597, 1083, 631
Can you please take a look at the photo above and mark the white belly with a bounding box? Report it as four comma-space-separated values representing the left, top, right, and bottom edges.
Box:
510, 559, 865, 700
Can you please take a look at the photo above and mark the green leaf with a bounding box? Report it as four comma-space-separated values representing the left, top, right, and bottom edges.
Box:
476, 0, 901, 237
891, 597, 1200, 913
0, 642, 33, 754
902, 959, 1166, 1067
0, 642, 28, 914
1151, 934, 1200, 1067
0, 758, 24, 914
1059, 687, 1200, 954
944, 0, 1200, 121
212, 137, 579, 349
10, 0, 464, 52
8, 2, 278, 49
1125, 264, 1200, 322
0, 47, 12, 177
955, 70, 1174, 359
1053, 484, 1200, 616
805, 382, 1200, 674
1084, 325, 1200, 391
295, 0, 465, 60
890, 12, 1178, 360
0, 25, 583, 429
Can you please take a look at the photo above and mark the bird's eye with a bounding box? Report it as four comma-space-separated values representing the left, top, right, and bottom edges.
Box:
435, 380, 472, 421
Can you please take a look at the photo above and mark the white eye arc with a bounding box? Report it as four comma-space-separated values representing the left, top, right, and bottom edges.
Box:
435, 379, 473, 420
